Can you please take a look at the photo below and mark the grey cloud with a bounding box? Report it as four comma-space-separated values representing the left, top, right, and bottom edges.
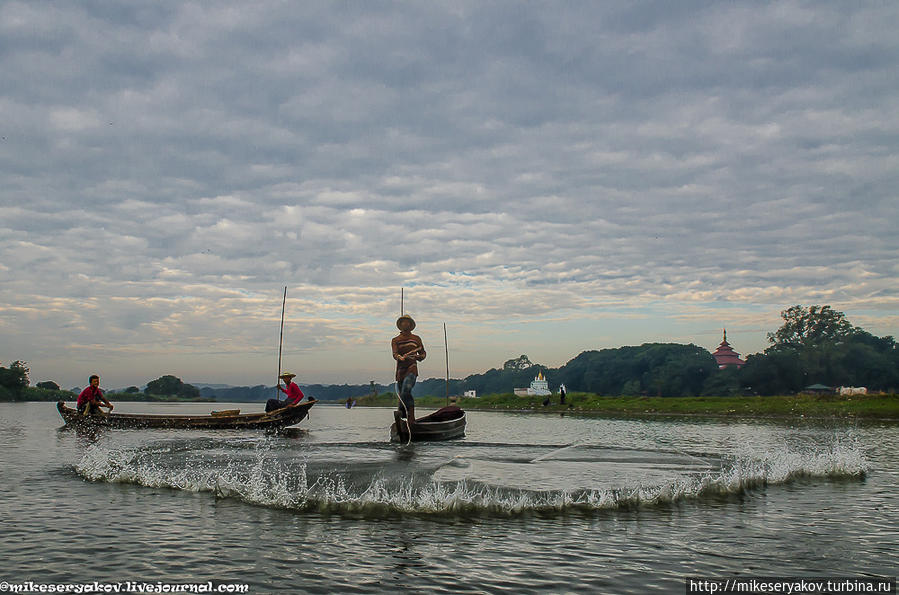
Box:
2, 1, 898, 386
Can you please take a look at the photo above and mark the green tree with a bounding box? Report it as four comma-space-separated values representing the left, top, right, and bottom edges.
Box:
0, 361, 30, 399
145, 375, 183, 395
768, 305, 856, 348
558, 343, 716, 397
833, 332, 898, 390
124, 386, 140, 394
503, 355, 533, 370
756, 305, 898, 391
179, 383, 200, 399
741, 346, 805, 395
36, 381, 60, 391
700, 367, 742, 396
620, 379, 642, 396
145, 375, 199, 398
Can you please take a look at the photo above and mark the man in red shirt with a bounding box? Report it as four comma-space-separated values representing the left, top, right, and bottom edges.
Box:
266, 372, 306, 412
76, 374, 114, 416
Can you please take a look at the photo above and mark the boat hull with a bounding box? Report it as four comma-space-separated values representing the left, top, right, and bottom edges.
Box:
56, 400, 314, 430
390, 406, 466, 442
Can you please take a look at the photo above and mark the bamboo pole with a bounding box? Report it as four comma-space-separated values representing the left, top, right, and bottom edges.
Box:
276, 286, 287, 398
444, 322, 449, 406
395, 287, 411, 444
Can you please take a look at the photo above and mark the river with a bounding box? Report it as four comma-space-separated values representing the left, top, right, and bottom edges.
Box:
0, 401, 895, 593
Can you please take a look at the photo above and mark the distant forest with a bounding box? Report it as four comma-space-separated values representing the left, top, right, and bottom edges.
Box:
197, 383, 387, 403
423, 305, 898, 397
3, 305, 897, 401
178, 304, 899, 400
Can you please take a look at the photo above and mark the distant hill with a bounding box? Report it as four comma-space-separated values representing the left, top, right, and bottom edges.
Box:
191, 383, 234, 390
199, 383, 391, 403
413, 343, 718, 398
195, 344, 719, 401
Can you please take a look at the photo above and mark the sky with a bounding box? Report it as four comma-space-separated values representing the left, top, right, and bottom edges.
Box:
1, 1, 897, 389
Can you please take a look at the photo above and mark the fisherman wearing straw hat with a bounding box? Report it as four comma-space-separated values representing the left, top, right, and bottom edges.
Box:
265, 372, 306, 412
391, 314, 426, 423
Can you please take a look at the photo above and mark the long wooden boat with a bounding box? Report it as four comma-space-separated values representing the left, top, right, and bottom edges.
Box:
57, 399, 315, 430
390, 405, 466, 442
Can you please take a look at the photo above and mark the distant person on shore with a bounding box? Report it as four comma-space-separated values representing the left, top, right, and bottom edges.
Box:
77, 375, 113, 416
559, 383, 567, 405
266, 372, 305, 412
392, 314, 426, 424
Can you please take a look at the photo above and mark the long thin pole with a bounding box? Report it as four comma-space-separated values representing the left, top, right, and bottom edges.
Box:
444, 322, 449, 406
395, 287, 411, 444
276, 286, 287, 397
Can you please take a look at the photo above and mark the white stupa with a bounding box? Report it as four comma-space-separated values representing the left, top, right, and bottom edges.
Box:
527, 371, 551, 396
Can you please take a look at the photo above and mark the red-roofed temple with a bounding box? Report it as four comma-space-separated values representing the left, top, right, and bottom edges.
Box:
712, 329, 745, 369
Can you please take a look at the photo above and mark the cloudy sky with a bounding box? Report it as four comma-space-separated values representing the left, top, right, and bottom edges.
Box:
2, 1, 897, 389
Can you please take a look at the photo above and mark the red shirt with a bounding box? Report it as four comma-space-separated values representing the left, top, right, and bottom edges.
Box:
278, 381, 304, 404
77, 385, 103, 407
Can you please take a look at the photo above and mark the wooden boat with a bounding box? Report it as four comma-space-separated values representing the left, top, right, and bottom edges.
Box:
57, 399, 315, 430
390, 405, 466, 442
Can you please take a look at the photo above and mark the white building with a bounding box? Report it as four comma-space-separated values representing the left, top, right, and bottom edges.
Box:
518, 371, 551, 396
464, 389, 477, 398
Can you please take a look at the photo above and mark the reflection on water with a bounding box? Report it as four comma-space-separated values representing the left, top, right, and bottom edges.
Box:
275, 427, 309, 440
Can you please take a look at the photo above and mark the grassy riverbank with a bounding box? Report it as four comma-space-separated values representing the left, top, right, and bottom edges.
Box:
355, 391, 899, 419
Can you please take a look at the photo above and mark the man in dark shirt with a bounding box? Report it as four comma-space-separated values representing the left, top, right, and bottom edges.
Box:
391, 315, 426, 423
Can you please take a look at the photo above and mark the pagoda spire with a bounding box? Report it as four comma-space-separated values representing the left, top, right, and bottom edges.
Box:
712, 328, 744, 369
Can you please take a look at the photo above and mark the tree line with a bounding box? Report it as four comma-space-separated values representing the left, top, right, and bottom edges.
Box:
0, 361, 31, 400
3, 304, 896, 401
738, 305, 898, 395
412, 344, 720, 398
412, 305, 898, 397
0, 368, 211, 402
197, 382, 387, 402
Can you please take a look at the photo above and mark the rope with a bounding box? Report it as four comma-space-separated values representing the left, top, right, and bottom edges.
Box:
530, 440, 582, 463
394, 380, 412, 446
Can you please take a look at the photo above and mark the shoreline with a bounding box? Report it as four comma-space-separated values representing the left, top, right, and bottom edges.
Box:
348, 402, 899, 423
8, 392, 899, 423
446, 406, 899, 423
353, 392, 899, 421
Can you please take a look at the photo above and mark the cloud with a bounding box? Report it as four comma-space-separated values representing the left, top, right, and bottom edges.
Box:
1, 1, 897, 387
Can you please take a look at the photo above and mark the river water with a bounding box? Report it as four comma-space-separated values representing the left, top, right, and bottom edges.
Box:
0, 401, 895, 593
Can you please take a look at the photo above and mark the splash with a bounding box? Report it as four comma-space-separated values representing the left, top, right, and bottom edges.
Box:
74, 438, 868, 518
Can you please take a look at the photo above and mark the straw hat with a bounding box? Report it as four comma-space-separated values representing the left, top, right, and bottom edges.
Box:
396, 315, 416, 330
279, 372, 296, 380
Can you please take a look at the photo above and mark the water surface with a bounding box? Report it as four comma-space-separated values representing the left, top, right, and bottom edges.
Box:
0, 401, 894, 593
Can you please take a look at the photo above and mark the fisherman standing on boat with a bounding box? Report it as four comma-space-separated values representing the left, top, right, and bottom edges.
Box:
266, 372, 305, 412
77, 374, 113, 416
392, 315, 426, 424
